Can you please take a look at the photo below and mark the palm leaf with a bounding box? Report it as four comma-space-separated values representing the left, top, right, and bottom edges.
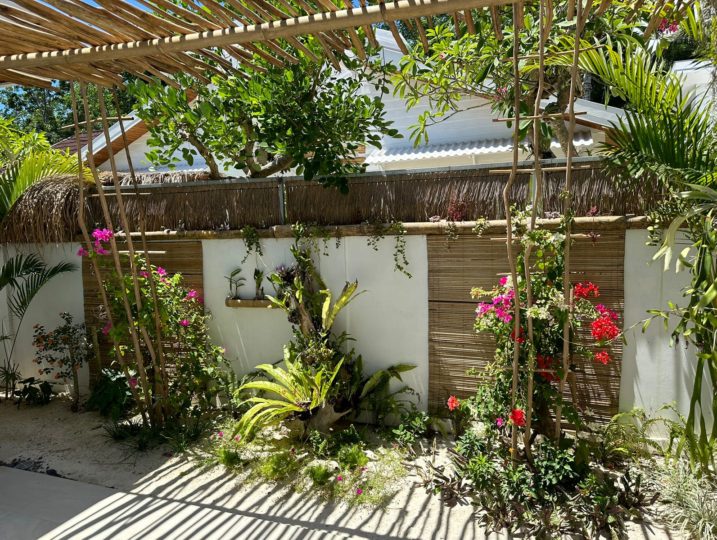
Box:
7, 260, 76, 319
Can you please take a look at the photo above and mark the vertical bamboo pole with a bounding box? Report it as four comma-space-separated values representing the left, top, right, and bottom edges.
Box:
70, 85, 147, 426
507, 2, 523, 458
111, 89, 170, 415
81, 84, 155, 426
523, 0, 548, 454
96, 91, 165, 425
555, 0, 589, 439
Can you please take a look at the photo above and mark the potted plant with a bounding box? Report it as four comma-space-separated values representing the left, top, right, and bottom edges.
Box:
225, 266, 270, 308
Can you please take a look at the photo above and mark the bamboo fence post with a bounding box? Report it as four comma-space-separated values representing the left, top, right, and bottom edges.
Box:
70, 85, 147, 425
507, 2, 523, 459
112, 89, 170, 416
81, 84, 155, 426
522, 0, 549, 455
555, 0, 591, 440
97, 90, 166, 425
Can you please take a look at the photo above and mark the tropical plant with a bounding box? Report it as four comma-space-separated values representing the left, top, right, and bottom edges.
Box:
0, 254, 75, 397
85, 368, 134, 421
14, 377, 52, 407
235, 355, 344, 437
131, 38, 398, 186
0, 118, 85, 222
253, 268, 265, 300
225, 267, 246, 299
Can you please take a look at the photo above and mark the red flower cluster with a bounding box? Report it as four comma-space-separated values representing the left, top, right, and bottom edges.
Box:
594, 351, 610, 365
574, 281, 600, 299
510, 326, 525, 344
536, 354, 558, 382
447, 395, 460, 411
591, 313, 620, 342
510, 408, 526, 427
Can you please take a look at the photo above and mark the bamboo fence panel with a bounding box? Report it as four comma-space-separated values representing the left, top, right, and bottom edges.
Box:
427, 227, 625, 424
82, 238, 204, 383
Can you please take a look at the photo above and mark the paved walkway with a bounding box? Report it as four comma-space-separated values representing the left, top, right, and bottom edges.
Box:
0, 465, 682, 540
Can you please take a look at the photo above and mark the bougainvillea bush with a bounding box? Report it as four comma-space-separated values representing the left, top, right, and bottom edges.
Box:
421, 218, 650, 537
81, 228, 228, 431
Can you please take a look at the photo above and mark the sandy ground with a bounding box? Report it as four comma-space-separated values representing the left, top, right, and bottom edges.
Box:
0, 397, 685, 539
0, 397, 173, 491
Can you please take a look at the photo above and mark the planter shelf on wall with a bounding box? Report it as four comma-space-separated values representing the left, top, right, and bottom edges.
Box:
225, 297, 272, 308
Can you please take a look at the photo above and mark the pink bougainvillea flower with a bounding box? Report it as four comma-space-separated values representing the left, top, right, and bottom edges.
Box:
510, 408, 526, 427
156, 266, 167, 277
496, 417, 505, 428
179, 319, 190, 327
447, 395, 460, 412
336, 475, 343, 482
356, 488, 363, 495
595, 304, 619, 321
594, 351, 610, 365
499, 276, 508, 286
218, 431, 224, 438
234, 435, 240, 442
139, 271, 149, 278
101, 321, 112, 336
94, 245, 110, 256
185, 289, 198, 301
92, 228, 114, 243
129, 377, 138, 389
77, 247, 89, 257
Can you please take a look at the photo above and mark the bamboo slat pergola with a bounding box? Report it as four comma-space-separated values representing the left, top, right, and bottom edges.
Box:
0, 0, 666, 448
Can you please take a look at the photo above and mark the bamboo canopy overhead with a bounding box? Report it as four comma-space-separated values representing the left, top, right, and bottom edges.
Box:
0, 0, 512, 88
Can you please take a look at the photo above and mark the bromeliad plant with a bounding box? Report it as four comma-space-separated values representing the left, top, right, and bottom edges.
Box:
235, 232, 415, 437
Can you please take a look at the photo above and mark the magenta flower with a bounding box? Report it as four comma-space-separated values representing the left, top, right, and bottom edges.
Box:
499, 276, 508, 286
129, 377, 138, 389
356, 488, 363, 495
496, 417, 505, 428
336, 475, 343, 482
101, 321, 112, 336
218, 431, 224, 438
77, 247, 89, 257
140, 271, 149, 278
234, 435, 240, 442
185, 289, 198, 301
179, 319, 190, 327
92, 228, 114, 243
156, 266, 167, 277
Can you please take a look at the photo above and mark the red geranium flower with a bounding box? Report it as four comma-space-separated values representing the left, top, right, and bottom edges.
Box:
510, 327, 525, 344
574, 281, 600, 299
510, 408, 526, 427
594, 351, 610, 365
447, 395, 460, 412
536, 354, 557, 382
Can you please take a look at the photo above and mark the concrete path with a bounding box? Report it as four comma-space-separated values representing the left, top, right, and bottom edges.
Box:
0, 464, 681, 540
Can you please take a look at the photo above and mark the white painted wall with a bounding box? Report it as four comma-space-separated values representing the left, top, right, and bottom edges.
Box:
621, 229, 713, 434
201, 235, 430, 408
0, 243, 88, 394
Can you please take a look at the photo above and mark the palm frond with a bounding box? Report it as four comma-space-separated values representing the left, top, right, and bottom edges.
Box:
7, 260, 76, 319
0, 253, 46, 291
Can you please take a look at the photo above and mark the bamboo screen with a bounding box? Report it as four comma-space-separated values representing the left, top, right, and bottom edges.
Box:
427, 226, 625, 424
82, 238, 204, 383
285, 164, 658, 225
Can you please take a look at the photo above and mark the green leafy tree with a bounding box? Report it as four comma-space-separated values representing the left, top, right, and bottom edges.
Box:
393, 2, 672, 154
131, 40, 399, 188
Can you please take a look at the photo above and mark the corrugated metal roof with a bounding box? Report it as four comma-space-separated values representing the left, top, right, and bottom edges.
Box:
365, 132, 594, 164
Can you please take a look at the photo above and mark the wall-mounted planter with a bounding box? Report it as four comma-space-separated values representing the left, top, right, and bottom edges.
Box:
225, 297, 272, 308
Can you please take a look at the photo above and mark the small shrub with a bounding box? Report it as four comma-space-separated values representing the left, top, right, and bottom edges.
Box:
86, 368, 133, 421
217, 447, 244, 468
104, 419, 142, 441
307, 429, 330, 457
455, 430, 486, 459
307, 464, 333, 486
533, 442, 578, 496
256, 451, 302, 481
465, 454, 496, 490
337, 444, 368, 470
14, 377, 52, 406
392, 409, 429, 446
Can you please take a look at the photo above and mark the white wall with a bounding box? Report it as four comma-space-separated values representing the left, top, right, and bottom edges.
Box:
621, 229, 713, 434
0, 243, 88, 393
201, 235, 430, 408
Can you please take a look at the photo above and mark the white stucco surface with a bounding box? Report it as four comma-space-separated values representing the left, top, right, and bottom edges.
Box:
621, 229, 713, 433
0, 243, 87, 393
201, 235, 430, 407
